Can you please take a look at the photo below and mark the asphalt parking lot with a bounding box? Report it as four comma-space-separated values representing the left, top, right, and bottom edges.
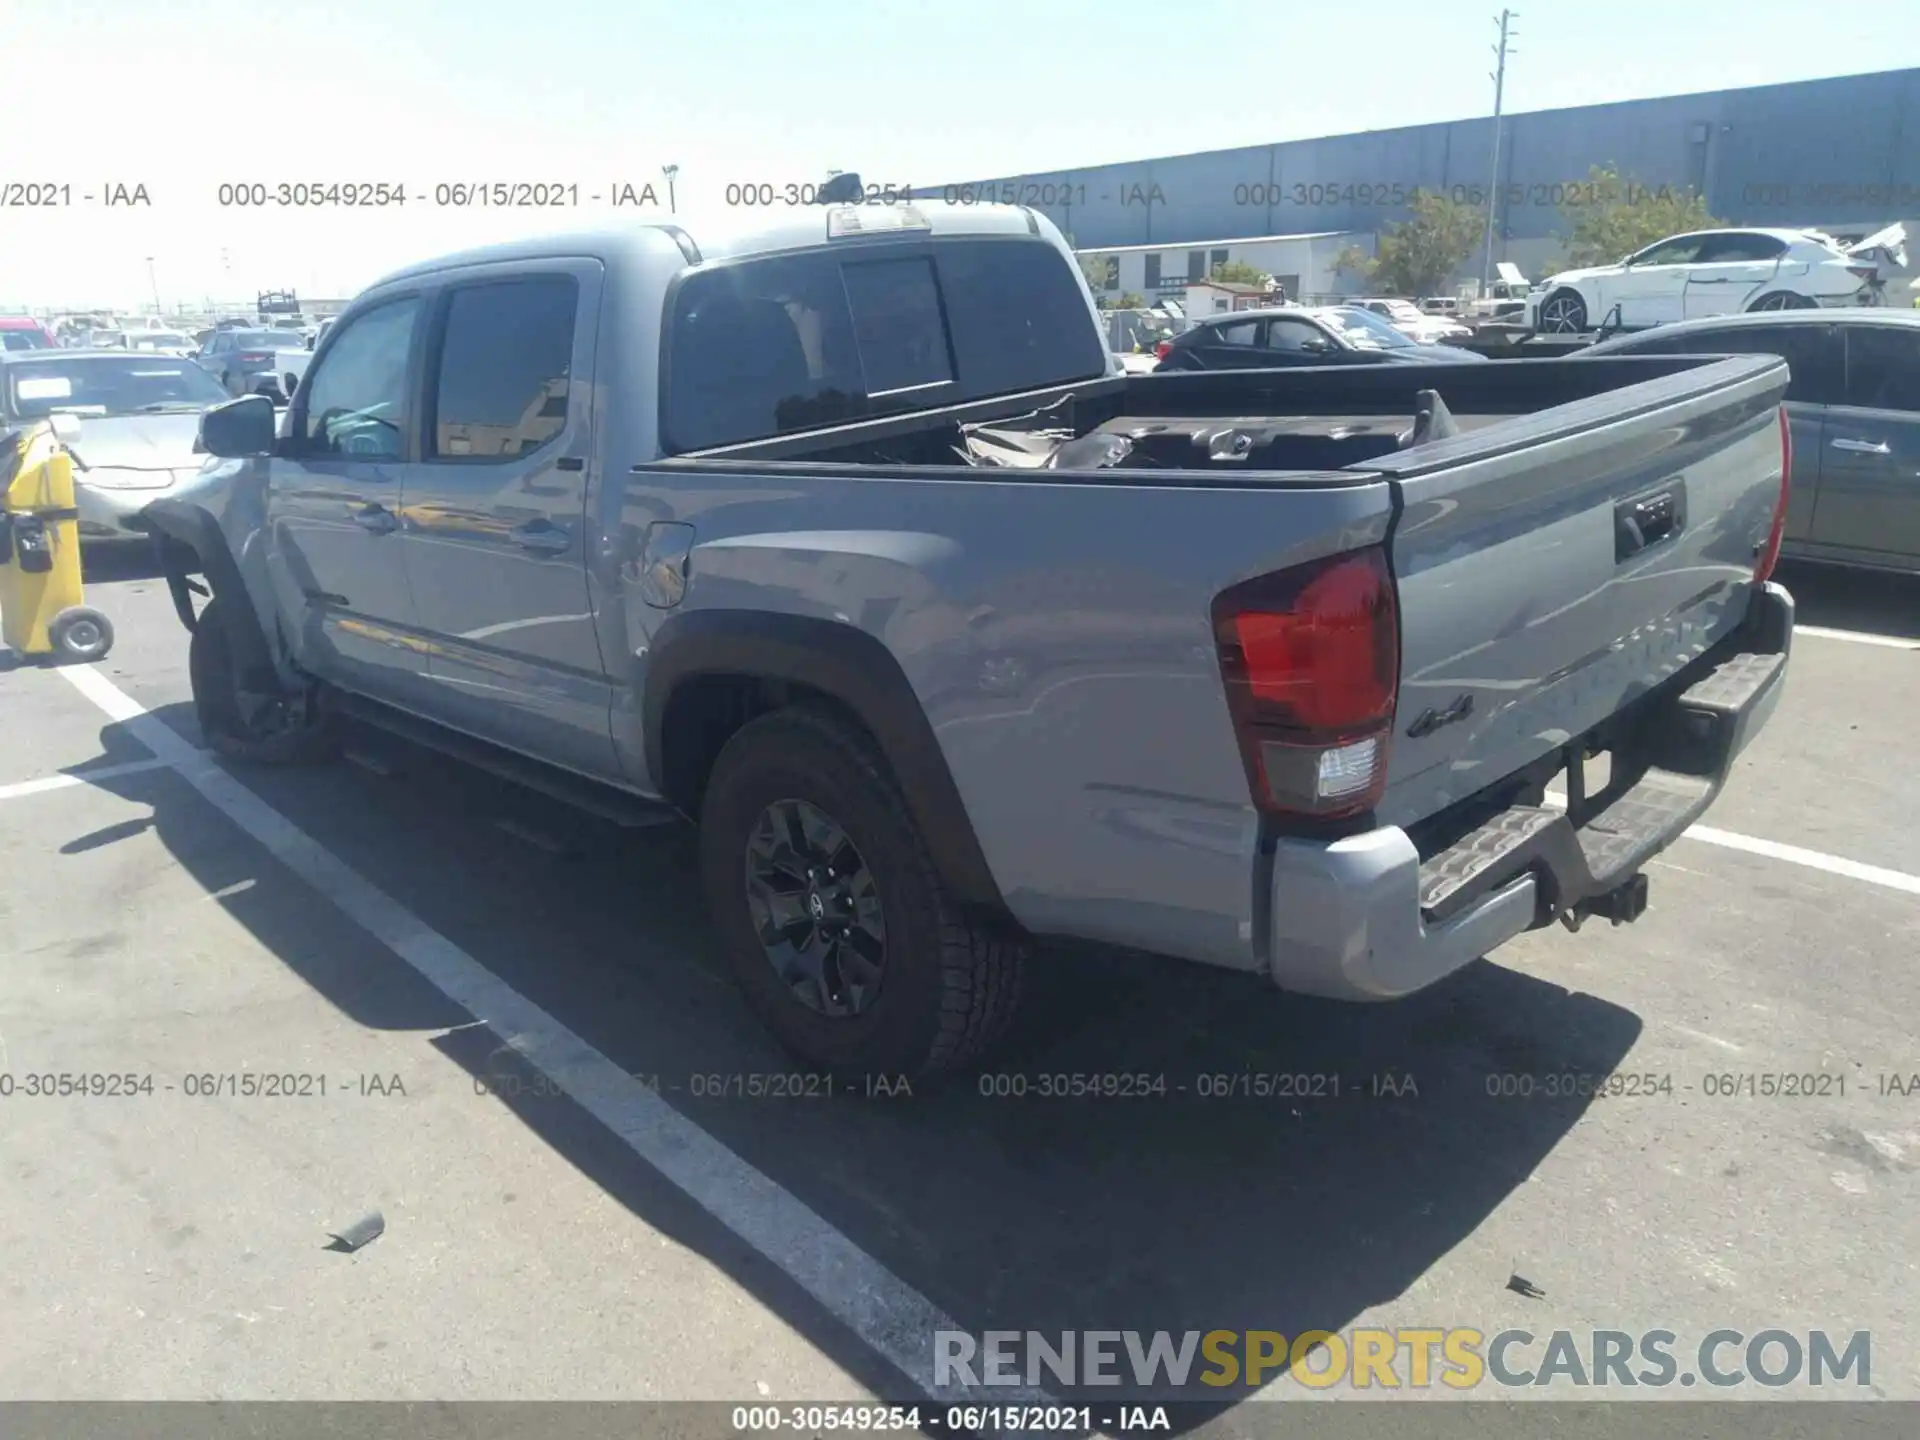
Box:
2, 553, 1917, 1423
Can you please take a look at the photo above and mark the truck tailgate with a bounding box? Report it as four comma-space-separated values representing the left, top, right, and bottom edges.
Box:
1360, 355, 1789, 828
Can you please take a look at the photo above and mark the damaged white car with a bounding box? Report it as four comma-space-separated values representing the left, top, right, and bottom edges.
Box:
1529, 222, 1908, 333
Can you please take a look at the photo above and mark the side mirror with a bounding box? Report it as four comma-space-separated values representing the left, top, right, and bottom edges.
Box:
198, 394, 277, 458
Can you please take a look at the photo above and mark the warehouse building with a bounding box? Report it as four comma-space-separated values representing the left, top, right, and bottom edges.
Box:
939, 66, 1919, 300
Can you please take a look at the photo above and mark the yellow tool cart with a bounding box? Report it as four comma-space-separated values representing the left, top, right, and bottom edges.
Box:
1, 415, 115, 664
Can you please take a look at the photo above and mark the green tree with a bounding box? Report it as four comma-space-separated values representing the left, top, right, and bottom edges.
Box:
1078, 253, 1118, 294
1208, 259, 1271, 287
1360, 189, 1485, 296
1560, 164, 1720, 269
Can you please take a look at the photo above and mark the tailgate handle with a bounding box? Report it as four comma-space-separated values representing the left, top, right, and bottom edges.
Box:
1615, 482, 1686, 562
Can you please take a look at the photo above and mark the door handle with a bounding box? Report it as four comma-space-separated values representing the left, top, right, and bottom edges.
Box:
511, 520, 572, 554
352, 503, 398, 535
1830, 437, 1890, 455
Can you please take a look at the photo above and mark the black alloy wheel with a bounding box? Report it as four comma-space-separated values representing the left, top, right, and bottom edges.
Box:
744, 798, 887, 1017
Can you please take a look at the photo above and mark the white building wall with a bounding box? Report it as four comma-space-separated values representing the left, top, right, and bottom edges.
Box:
1085, 233, 1372, 306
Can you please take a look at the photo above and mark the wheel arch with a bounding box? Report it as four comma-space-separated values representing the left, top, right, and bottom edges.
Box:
642, 609, 1013, 923
144, 497, 281, 686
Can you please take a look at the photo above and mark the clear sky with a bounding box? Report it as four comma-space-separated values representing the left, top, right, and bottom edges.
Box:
5, 0, 1916, 311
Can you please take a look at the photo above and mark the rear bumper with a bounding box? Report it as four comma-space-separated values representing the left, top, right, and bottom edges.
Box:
1266, 581, 1792, 1001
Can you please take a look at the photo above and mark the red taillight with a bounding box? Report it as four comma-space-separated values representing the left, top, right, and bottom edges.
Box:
1212, 546, 1400, 819
1154, 340, 1172, 360
239, 351, 271, 362
1754, 403, 1791, 583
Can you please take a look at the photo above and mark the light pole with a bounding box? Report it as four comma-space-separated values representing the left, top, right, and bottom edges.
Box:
661, 164, 679, 214
1480, 9, 1518, 293
145, 255, 162, 317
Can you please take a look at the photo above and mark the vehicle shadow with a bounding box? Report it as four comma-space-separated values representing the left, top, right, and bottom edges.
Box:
76, 708, 1642, 1424
1777, 559, 1920, 640
81, 542, 168, 585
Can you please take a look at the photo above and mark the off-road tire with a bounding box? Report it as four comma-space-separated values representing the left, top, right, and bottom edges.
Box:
189, 595, 337, 764
698, 706, 1026, 1081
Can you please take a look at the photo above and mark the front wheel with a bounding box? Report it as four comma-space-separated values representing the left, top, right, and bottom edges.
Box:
1536, 289, 1588, 334
188, 595, 337, 764
698, 707, 1027, 1081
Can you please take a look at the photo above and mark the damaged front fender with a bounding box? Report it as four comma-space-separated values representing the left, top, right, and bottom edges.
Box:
143, 459, 301, 693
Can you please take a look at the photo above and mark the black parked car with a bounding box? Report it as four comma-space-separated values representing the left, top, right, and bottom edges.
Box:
1154, 306, 1488, 371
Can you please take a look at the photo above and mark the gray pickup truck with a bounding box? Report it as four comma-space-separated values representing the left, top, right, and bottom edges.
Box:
146, 196, 1794, 1080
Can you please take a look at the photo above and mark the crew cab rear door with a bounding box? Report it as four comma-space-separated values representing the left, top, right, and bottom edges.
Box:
1359, 356, 1790, 828
398, 258, 616, 780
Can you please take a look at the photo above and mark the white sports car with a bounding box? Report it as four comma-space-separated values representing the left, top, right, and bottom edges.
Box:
1528, 223, 1908, 333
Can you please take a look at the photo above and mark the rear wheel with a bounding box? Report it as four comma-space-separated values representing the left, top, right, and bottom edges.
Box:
1536, 289, 1588, 333
1748, 291, 1813, 312
189, 595, 336, 764
698, 707, 1026, 1081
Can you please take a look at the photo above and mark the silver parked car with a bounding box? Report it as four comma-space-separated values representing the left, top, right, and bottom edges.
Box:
192, 328, 297, 396
1584, 309, 1920, 575
0, 349, 229, 544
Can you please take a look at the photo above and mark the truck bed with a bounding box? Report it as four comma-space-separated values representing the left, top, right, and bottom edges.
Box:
659, 353, 1747, 479
631, 349, 1787, 861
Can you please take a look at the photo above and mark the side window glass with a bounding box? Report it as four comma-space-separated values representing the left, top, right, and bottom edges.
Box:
1264, 320, 1323, 352
298, 297, 420, 458
1674, 325, 1842, 406
430, 276, 577, 459
1213, 322, 1260, 346
1632, 237, 1705, 266
1843, 326, 1920, 413
665, 253, 862, 451
1695, 234, 1786, 263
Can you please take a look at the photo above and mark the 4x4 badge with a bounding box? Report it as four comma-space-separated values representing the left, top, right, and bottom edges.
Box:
1407, 693, 1474, 738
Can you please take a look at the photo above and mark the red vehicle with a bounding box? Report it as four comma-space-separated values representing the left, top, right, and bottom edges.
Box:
0, 317, 55, 352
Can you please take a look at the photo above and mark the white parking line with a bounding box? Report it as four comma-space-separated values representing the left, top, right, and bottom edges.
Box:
0, 758, 171, 803
54, 662, 1038, 1407
1545, 792, 1920, 898
1794, 624, 1917, 650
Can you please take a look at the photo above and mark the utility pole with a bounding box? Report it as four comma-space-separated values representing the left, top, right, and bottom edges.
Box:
145, 256, 161, 316
1480, 8, 1517, 292
661, 164, 679, 214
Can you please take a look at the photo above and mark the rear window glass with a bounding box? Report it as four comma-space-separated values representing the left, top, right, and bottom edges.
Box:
663, 239, 1106, 451
841, 258, 953, 393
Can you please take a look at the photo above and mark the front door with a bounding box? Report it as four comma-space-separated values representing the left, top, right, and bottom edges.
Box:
1808, 322, 1920, 562
1609, 234, 1710, 327
1258, 316, 1340, 366
264, 292, 429, 700
399, 262, 616, 779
